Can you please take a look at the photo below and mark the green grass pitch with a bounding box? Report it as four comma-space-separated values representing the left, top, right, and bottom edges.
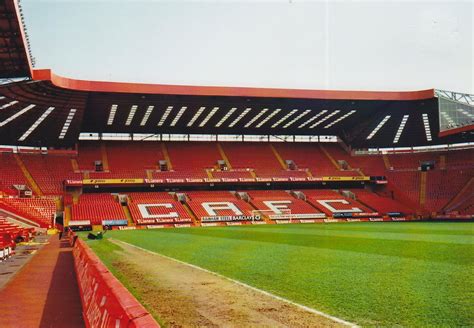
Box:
85, 222, 474, 327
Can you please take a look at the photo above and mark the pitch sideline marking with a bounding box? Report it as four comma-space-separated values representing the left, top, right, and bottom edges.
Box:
111, 238, 359, 327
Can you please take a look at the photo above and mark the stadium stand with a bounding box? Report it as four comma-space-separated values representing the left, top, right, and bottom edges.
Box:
457, 195, 474, 214
77, 142, 104, 172
127, 192, 192, 224
0, 227, 14, 261
346, 154, 387, 176
385, 171, 422, 210
303, 189, 372, 215
388, 152, 439, 170
166, 142, 220, 177
222, 143, 286, 177
20, 154, 81, 194
321, 144, 361, 172
211, 170, 255, 179
443, 177, 473, 214
71, 193, 126, 225
353, 189, 414, 214
247, 190, 324, 220
95, 142, 165, 178
0, 198, 56, 227
186, 191, 256, 223
274, 143, 358, 177
0, 152, 30, 195
0, 142, 471, 222
424, 169, 474, 213
0, 216, 34, 261
445, 150, 474, 169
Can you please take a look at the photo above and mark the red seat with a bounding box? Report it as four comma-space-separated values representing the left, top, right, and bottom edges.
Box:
71, 193, 126, 225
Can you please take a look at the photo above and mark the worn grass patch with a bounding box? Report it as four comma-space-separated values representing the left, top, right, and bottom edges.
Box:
84, 238, 166, 327
85, 222, 474, 327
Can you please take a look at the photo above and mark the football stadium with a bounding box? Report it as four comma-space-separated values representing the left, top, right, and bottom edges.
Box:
0, 0, 473, 327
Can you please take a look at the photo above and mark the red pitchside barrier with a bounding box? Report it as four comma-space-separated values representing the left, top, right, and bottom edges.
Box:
71, 236, 159, 328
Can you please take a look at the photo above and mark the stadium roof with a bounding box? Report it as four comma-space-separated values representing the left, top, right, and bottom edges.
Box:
1, 73, 470, 149
32, 69, 435, 101
0, 0, 472, 149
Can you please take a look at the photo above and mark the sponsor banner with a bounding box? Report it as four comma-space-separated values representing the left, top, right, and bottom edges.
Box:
156, 218, 178, 223
201, 215, 261, 222
307, 177, 323, 181
102, 220, 128, 226
204, 178, 222, 183
251, 221, 267, 225
239, 178, 256, 182
68, 220, 91, 226
68, 225, 92, 232
276, 220, 291, 224
186, 178, 204, 183
324, 219, 341, 223
369, 218, 384, 222
299, 219, 316, 223
146, 225, 165, 229
434, 214, 473, 219
290, 177, 307, 182
353, 212, 380, 217
272, 177, 289, 182
175, 219, 192, 223
166, 178, 185, 183
137, 218, 178, 225
226, 222, 242, 226
47, 149, 78, 156
82, 178, 144, 185
375, 180, 388, 184
322, 176, 370, 181
65, 179, 83, 186
144, 179, 164, 184
72, 238, 159, 328
387, 212, 403, 217
174, 224, 191, 228
118, 226, 136, 230
201, 222, 219, 227
269, 213, 326, 220
136, 219, 157, 225
333, 212, 354, 218
221, 178, 239, 182
346, 218, 361, 222
391, 217, 406, 221
256, 178, 272, 182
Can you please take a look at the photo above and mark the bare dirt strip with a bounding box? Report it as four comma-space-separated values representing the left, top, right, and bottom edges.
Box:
109, 239, 354, 328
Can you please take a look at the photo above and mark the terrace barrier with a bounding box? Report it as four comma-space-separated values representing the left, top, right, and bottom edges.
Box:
70, 232, 159, 328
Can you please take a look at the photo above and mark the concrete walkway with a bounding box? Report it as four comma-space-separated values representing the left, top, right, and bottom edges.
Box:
0, 235, 49, 289
0, 236, 84, 327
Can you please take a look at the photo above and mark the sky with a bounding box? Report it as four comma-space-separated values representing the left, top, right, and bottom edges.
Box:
22, 0, 473, 94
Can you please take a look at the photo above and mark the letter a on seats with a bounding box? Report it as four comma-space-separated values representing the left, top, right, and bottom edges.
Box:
202, 202, 243, 216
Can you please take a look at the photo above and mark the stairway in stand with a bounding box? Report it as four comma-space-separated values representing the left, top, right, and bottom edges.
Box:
13, 154, 43, 196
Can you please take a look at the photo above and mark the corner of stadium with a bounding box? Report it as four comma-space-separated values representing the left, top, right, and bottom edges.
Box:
0, 0, 472, 327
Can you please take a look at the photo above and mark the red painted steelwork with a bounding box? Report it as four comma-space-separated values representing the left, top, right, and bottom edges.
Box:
32, 69, 435, 101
